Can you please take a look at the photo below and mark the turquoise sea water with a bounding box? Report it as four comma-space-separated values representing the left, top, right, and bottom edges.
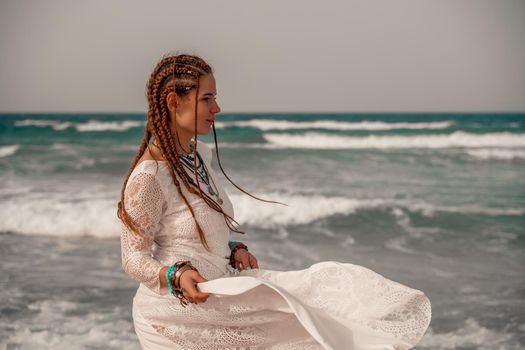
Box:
1, 112, 524, 349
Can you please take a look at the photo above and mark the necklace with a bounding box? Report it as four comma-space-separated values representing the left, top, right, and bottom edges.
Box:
150, 141, 223, 204
179, 152, 223, 205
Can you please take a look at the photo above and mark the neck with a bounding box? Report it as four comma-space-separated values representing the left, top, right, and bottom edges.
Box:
172, 124, 195, 155
175, 135, 194, 155
152, 137, 193, 158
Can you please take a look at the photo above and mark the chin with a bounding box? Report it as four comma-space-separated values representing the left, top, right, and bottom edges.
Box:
197, 128, 212, 135
198, 125, 213, 135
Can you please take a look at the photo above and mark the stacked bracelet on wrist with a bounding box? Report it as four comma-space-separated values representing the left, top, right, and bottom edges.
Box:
166, 260, 198, 308
228, 241, 248, 269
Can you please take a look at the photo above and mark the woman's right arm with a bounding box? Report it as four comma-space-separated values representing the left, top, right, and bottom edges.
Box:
120, 171, 210, 303
120, 172, 169, 295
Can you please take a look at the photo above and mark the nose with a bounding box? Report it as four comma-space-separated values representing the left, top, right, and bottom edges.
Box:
212, 100, 221, 114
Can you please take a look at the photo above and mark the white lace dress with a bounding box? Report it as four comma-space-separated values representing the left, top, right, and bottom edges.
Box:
120, 141, 431, 350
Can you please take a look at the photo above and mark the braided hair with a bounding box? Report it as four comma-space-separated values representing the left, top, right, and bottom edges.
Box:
117, 53, 285, 251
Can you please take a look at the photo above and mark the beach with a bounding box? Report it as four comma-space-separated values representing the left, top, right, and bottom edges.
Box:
1, 113, 524, 349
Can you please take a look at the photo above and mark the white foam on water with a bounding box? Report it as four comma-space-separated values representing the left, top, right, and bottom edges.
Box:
466, 148, 525, 160
13, 119, 145, 132
0, 144, 19, 158
49, 143, 72, 151
403, 201, 525, 217
5, 300, 138, 350
262, 131, 525, 149
384, 236, 418, 254
75, 120, 144, 132
419, 318, 517, 349
214, 119, 454, 131
231, 193, 525, 231
0, 191, 119, 238
340, 235, 356, 247
2, 188, 524, 238
229, 192, 384, 229
74, 157, 97, 169
385, 207, 446, 255
212, 142, 281, 150
14, 119, 72, 130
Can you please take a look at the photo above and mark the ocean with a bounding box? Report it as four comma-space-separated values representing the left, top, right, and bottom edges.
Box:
1, 113, 524, 349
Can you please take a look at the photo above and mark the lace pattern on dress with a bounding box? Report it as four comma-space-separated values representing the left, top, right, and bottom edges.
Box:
240, 262, 431, 347
121, 171, 167, 295
123, 141, 431, 349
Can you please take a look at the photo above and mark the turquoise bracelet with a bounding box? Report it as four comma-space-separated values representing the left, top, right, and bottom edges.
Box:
166, 264, 176, 296
167, 260, 191, 296
228, 240, 238, 250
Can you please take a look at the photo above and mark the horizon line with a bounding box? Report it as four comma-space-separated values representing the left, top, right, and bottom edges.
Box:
1, 110, 524, 115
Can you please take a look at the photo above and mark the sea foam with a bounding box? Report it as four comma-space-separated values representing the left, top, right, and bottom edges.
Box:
214, 119, 454, 131
466, 148, 525, 160
14, 119, 144, 132
75, 120, 144, 132
0, 144, 19, 158
14, 119, 72, 130
228, 193, 381, 228
420, 318, 518, 349
2, 190, 523, 238
262, 131, 525, 149
0, 192, 119, 238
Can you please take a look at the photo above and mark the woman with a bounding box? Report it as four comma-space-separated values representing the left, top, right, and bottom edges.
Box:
118, 53, 431, 349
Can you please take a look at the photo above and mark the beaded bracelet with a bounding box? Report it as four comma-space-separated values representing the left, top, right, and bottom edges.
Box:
166, 264, 176, 296
166, 260, 198, 308
229, 242, 248, 269
168, 261, 188, 292
175, 264, 197, 289
228, 240, 238, 250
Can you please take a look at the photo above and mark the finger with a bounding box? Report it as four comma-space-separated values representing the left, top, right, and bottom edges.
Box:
194, 290, 209, 299
184, 294, 197, 304
195, 290, 210, 301
194, 275, 208, 283
181, 289, 193, 303
195, 283, 210, 297
249, 255, 259, 269
186, 285, 209, 301
241, 258, 250, 271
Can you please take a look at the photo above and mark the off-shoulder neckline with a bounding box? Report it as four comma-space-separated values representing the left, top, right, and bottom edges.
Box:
134, 140, 210, 169
133, 160, 169, 171
135, 152, 204, 166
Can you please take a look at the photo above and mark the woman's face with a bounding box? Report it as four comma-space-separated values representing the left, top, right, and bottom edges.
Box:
168, 73, 221, 138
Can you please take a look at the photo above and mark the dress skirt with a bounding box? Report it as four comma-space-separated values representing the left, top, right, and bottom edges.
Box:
132, 261, 431, 350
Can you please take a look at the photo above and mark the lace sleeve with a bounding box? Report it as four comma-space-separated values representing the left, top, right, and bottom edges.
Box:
120, 171, 168, 295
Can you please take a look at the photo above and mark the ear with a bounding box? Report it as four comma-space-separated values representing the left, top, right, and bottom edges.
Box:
166, 92, 177, 113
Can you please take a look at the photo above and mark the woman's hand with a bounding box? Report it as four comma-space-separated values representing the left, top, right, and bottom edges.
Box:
234, 248, 259, 271
179, 269, 210, 304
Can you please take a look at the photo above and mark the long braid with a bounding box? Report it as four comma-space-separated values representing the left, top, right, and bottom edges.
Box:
153, 79, 213, 248
117, 125, 152, 237
148, 59, 194, 191
151, 58, 214, 247
117, 53, 281, 250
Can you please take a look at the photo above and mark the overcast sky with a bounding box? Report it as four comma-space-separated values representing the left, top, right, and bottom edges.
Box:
1, 0, 524, 113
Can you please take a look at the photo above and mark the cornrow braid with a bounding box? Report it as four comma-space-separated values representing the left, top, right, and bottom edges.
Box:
117, 53, 286, 251
116, 124, 152, 239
